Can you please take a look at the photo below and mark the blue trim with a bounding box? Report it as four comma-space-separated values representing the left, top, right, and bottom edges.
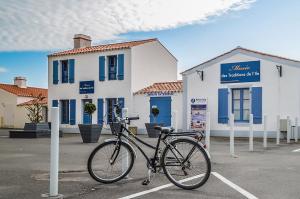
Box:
69, 99, 76, 125
251, 87, 262, 124
53, 61, 59, 84
97, 98, 104, 125
117, 54, 124, 80
218, 88, 228, 123
99, 56, 105, 81
69, 59, 75, 83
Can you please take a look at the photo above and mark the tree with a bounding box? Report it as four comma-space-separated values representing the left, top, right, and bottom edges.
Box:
25, 93, 46, 123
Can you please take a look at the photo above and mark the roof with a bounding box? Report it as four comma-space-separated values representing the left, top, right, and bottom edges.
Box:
48, 38, 158, 57
134, 81, 183, 95
0, 83, 47, 98
17, 97, 48, 106
181, 46, 300, 75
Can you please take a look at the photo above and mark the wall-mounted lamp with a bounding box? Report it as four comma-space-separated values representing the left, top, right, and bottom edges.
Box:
276, 65, 282, 77
196, 70, 204, 81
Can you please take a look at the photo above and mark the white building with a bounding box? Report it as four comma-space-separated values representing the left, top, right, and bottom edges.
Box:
48, 34, 178, 133
181, 47, 300, 137
0, 77, 48, 128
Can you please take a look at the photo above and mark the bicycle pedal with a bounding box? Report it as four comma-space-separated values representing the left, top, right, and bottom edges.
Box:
142, 179, 150, 185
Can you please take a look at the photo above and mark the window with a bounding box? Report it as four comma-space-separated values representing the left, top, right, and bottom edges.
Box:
232, 88, 250, 122
61, 60, 69, 83
61, 100, 69, 124
108, 55, 117, 80
106, 98, 117, 123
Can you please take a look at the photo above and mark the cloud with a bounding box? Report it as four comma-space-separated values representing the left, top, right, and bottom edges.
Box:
0, 0, 255, 51
0, 67, 7, 73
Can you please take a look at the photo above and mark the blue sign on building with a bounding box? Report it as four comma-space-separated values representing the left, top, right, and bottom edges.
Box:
79, 81, 94, 94
220, 61, 260, 84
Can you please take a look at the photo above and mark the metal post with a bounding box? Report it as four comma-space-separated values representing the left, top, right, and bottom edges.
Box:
249, 114, 254, 151
49, 107, 61, 198
230, 113, 235, 156
287, 116, 291, 143
205, 112, 210, 152
122, 108, 129, 176
295, 117, 298, 143
263, 115, 267, 148
276, 115, 280, 145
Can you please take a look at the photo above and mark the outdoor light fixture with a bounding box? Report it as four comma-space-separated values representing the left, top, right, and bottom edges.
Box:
276, 65, 282, 77
196, 70, 204, 81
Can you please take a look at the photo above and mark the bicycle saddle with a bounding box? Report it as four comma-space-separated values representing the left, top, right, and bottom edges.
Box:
154, 126, 174, 134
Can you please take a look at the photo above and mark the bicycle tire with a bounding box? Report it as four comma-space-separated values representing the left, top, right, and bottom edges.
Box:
161, 138, 211, 190
87, 140, 135, 183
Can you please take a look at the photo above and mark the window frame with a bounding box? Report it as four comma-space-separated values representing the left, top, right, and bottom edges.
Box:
106, 98, 117, 123
107, 55, 117, 80
61, 60, 69, 83
60, 99, 70, 124
231, 88, 250, 123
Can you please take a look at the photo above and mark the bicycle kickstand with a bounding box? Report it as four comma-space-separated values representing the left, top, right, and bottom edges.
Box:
142, 169, 152, 185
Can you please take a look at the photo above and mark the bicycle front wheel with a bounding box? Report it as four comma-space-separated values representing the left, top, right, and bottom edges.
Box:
162, 138, 211, 190
87, 140, 135, 183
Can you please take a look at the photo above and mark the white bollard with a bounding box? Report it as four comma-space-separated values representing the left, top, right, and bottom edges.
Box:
49, 107, 61, 197
205, 112, 211, 152
122, 108, 129, 177
263, 115, 267, 148
173, 110, 178, 132
249, 114, 254, 151
287, 116, 291, 143
295, 117, 298, 143
230, 114, 235, 156
276, 115, 280, 145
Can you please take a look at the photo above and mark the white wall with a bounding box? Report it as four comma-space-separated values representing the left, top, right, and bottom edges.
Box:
131, 41, 178, 93
132, 93, 182, 132
0, 89, 17, 128
184, 53, 300, 136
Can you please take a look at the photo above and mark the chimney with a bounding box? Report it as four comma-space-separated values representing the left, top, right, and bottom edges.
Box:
14, 76, 27, 88
73, 34, 92, 49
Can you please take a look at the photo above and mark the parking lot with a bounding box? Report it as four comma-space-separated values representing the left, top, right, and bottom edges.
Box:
0, 129, 300, 199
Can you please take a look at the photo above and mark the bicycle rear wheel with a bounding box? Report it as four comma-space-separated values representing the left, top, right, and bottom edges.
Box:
87, 140, 135, 183
161, 138, 211, 190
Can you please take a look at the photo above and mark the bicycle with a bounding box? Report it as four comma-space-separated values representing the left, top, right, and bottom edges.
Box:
87, 104, 211, 190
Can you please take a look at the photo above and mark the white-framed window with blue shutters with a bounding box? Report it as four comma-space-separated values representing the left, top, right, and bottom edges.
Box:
232, 88, 250, 122
218, 87, 262, 124
99, 54, 124, 81
52, 59, 75, 84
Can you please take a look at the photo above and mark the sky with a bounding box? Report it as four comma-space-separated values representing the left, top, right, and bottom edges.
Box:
0, 0, 299, 88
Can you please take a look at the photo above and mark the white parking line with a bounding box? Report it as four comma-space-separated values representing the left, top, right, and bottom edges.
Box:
212, 172, 258, 199
292, 148, 300, 152
118, 174, 205, 199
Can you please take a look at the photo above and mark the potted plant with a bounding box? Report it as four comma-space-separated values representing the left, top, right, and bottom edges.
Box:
78, 102, 102, 143
145, 105, 163, 138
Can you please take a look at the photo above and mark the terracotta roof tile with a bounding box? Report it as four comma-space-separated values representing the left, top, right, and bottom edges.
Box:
134, 81, 183, 95
17, 97, 48, 106
48, 38, 157, 57
0, 83, 47, 98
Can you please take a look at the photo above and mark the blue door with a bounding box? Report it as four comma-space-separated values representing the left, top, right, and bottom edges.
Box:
150, 97, 171, 126
83, 99, 92, 124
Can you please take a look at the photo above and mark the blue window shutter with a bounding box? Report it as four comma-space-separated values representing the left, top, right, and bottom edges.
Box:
99, 56, 105, 81
118, 97, 125, 117
97, 98, 104, 125
117, 54, 124, 80
69, 59, 75, 83
52, 100, 58, 107
69, 99, 76, 125
53, 60, 59, 84
251, 87, 262, 124
218, 88, 229, 124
